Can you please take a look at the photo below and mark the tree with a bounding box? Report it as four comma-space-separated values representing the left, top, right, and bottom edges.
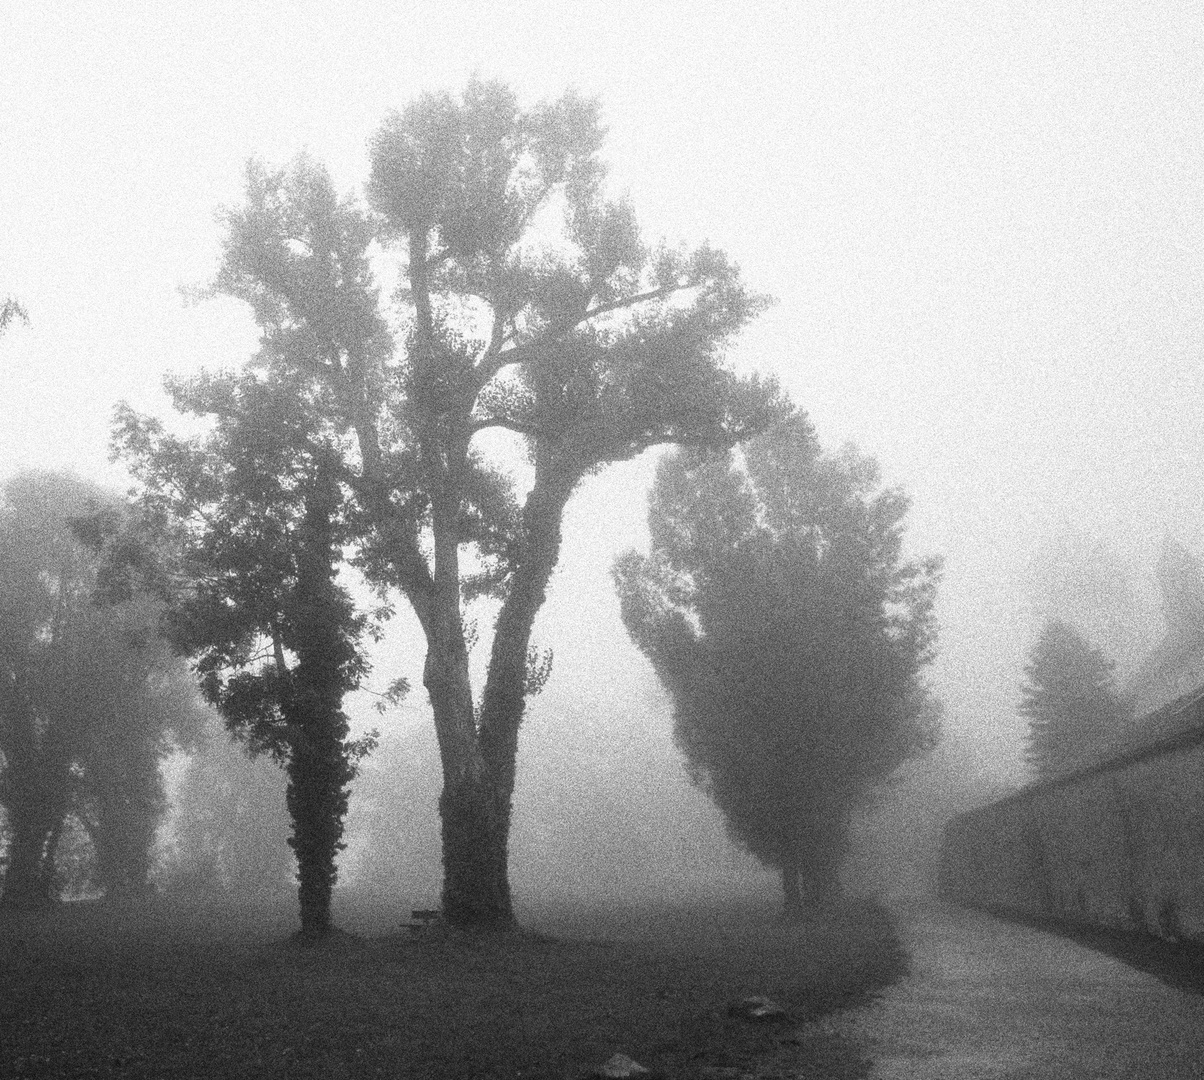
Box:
613, 415, 941, 916
159, 712, 295, 902
0, 471, 198, 906
74, 647, 208, 899
1019, 617, 1130, 782
179, 80, 781, 928
114, 369, 377, 938
0, 297, 27, 336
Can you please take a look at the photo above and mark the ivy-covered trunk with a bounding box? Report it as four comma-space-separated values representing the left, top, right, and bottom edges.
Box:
282, 465, 357, 940
286, 725, 352, 937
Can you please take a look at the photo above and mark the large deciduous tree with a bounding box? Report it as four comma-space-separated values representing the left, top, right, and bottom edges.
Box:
1019, 617, 1130, 782
114, 368, 376, 939
72, 617, 208, 899
190, 81, 780, 927
613, 415, 941, 916
0, 471, 200, 906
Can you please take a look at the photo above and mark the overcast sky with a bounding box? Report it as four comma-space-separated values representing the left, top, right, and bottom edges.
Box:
3, 1, 1202, 778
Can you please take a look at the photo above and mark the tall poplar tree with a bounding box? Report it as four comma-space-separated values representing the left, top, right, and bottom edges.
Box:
614, 416, 941, 915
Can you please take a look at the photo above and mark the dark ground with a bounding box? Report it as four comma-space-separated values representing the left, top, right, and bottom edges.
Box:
0, 891, 908, 1079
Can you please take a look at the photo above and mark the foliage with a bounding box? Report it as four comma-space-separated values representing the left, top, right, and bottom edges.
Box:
158, 713, 294, 900
114, 361, 379, 936
0, 471, 202, 905
0, 297, 27, 335
182, 79, 782, 927
1019, 617, 1131, 782
614, 415, 941, 912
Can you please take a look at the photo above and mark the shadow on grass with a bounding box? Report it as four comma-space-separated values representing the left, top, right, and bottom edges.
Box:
983, 906, 1204, 997
0, 893, 911, 1079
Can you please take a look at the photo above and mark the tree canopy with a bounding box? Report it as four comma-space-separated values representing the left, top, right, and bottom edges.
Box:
614, 415, 941, 914
1019, 617, 1130, 782
116, 79, 781, 928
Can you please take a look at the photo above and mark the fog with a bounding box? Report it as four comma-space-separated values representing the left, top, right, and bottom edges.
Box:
5, 4, 1204, 903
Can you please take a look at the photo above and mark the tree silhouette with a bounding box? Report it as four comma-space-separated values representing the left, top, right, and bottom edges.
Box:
176, 80, 781, 927
115, 369, 376, 938
1019, 617, 1129, 781
0, 471, 201, 906
614, 415, 940, 915
0, 297, 27, 336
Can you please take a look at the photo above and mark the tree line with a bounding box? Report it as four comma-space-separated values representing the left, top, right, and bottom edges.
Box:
1, 80, 941, 934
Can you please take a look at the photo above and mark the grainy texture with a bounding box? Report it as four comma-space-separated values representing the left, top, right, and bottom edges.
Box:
940, 718, 1204, 940
0, 894, 905, 1079
835, 902, 1204, 1079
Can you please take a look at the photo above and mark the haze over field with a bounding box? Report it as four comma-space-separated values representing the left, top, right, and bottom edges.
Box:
4, 0, 1202, 818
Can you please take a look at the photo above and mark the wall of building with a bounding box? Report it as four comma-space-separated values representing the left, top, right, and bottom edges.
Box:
939, 701, 1204, 943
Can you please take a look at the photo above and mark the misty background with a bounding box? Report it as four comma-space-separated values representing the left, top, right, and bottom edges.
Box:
3, 2, 1201, 900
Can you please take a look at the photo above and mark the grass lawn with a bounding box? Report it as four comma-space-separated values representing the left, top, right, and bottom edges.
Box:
0, 891, 907, 1079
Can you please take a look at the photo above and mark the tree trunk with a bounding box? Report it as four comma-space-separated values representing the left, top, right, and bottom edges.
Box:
439, 766, 513, 927
1, 804, 59, 908
1, 720, 72, 909
286, 732, 349, 938
433, 466, 576, 930
282, 464, 357, 940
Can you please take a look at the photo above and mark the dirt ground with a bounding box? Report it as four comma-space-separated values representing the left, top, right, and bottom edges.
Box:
0, 891, 907, 1079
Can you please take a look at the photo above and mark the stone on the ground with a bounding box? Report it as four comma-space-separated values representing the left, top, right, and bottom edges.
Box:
727, 995, 788, 1022
590, 1052, 658, 1078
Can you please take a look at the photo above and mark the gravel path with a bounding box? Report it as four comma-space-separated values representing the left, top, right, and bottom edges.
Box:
836, 902, 1204, 1079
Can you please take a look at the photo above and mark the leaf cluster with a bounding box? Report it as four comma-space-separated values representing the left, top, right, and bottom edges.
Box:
113, 370, 371, 761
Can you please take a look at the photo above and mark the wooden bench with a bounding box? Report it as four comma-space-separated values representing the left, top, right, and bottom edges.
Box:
406, 908, 442, 933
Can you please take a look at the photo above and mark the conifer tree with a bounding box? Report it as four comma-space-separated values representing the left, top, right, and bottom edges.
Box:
1019, 617, 1129, 781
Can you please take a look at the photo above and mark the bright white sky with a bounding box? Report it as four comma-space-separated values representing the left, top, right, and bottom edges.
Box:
3, 1, 1203, 778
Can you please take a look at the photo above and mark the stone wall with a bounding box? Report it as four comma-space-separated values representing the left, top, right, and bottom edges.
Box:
939, 701, 1204, 943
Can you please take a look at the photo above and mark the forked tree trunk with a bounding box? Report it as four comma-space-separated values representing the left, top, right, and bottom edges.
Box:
432, 466, 574, 929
